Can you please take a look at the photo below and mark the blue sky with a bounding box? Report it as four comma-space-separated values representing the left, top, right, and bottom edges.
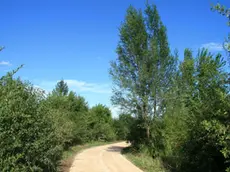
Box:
0, 0, 229, 116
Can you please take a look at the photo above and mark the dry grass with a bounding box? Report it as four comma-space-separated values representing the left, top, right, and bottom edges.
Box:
122, 147, 168, 172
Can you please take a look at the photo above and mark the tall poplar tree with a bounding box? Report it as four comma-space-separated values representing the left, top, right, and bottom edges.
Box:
110, 4, 176, 142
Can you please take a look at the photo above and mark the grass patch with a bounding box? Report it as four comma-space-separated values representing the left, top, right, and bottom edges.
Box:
122, 147, 168, 172
59, 141, 115, 172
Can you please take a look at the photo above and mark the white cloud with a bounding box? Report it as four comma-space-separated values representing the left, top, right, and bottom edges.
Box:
34, 79, 122, 117
201, 42, 224, 51
34, 79, 113, 113
35, 81, 56, 94
33, 85, 48, 94
65, 80, 111, 94
0, 61, 11, 66
35, 79, 112, 95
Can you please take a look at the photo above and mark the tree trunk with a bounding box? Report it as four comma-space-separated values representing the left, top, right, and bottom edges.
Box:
146, 126, 150, 139
154, 99, 157, 117
143, 102, 150, 140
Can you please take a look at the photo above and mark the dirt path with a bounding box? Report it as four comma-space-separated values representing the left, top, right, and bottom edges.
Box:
69, 142, 143, 172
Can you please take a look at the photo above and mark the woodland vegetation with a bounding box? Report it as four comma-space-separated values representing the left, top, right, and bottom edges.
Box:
0, 67, 117, 171
110, 3, 230, 172
0, 2, 229, 172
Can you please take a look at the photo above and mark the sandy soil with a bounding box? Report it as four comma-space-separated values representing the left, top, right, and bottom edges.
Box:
69, 142, 143, 172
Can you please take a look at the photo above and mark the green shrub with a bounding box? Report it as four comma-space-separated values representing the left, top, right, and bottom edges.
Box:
46, 90, 90, 146
89, 104, 116, 141
113, 113, 134, 140
48, 109, 75, 148
0, 73, 62, 171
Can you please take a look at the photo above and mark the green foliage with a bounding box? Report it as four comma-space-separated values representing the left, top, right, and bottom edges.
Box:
113, 3, 230, 172
89, 104, 116, 141
46, 83, 90, 147
0, 73, 62, 171
0, 67, 117, 171
1, 2, 230, 172
47, 81, 116, 147
110, 3, 177, 147
123, 148, 167, 172
211, 3, 230, 56
113, 113, 135, 140
52, 79, 69, 96
90, 104, 112, 123
211, 3, 230, 26
162, 49, 230, 172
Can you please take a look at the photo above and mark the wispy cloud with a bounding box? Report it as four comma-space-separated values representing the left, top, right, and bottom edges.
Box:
34, 79, 115, 115
65, 80, 111, 94
35, 79, 112, 94
0, 61, 11, 66
201, 42, 224, 51
35, 81, 56, 94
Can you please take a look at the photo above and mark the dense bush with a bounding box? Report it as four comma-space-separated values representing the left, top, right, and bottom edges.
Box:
46, 89, 90, 147
89, 104, 116, 141
113, 113, 134, 140
171, 50, 230, 172
46, 82, 116, 146
0, 73, 117, 171
0, 72, 62, 171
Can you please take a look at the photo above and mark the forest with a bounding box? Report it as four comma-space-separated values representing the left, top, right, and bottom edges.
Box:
0, 2, 229, 172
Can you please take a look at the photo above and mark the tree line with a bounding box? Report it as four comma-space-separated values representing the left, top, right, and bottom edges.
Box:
0, 64, 125, 171
110, 3, 230, 172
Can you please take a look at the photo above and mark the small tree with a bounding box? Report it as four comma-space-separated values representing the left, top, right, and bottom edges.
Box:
89, 104, 115, 141
52, 80, 69, 96
47, 88, 90, 146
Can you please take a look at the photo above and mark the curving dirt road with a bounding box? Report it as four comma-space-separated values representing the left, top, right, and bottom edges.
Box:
69, 142, 143, 172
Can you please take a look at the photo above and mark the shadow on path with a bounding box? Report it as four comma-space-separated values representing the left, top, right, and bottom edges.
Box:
106, 146, 126, 153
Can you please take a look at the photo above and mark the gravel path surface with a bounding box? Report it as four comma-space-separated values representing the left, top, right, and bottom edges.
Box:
69, 142, 143, 172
